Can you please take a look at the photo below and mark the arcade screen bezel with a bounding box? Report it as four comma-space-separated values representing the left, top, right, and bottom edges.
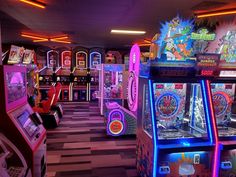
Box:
4, 65, 27, 112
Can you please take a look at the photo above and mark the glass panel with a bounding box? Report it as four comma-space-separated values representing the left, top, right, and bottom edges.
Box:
103, 70, 123, 99
153, 83, 208, 140
143, 84, 152, 136
211, 83, 236, 137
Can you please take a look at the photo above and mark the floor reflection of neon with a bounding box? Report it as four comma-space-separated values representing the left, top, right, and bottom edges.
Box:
206, 80, 220, 177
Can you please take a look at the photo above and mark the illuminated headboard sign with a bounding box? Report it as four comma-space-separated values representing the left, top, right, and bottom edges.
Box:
76, 51, 87, 69
47, 50, 59, 68
61, 50, 72, 69
90, 52, 101, 69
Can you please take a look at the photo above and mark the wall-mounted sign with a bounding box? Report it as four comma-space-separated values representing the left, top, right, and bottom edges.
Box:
47, 50, 59, 68
61, 51, 71, 68
76, 51, 87, 69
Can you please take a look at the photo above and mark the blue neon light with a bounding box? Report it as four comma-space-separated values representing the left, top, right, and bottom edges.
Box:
191, 85, 197, 127
200, 80, 213, 144
149, 80, 158, 177
181, 141, 191, 147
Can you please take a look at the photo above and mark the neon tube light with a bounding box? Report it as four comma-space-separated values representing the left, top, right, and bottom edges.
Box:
148, 80, 158, 177
33, 39, 49, 42
19, 0, 46, 9
51, 36, 68, 40
111, 29, 146, 35
21, 34, 47, 40
196, 9, 236, 18
50, 39, 71, 44
201, 80, 213, 143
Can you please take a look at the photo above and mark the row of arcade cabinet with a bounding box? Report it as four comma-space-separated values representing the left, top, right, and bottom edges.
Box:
0, 65, 47, 177
136, 17, 236, 177
38, 47, 127, 102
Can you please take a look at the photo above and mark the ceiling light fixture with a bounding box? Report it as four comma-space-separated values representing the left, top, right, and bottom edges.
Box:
33, 39, 49, 42
111, 29, 146, 35
19, 0, 46, 9
51, 36, 68, 40
50, 39, 71, 44
196, 9, 236, 18
21, 34, 47, 40
21, 33, 71, 44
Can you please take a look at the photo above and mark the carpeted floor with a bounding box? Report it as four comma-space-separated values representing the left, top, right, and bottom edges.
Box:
46, 102, 139, 177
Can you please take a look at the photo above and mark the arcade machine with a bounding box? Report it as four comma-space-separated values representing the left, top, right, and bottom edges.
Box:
88, 48, 104, 101
56, 50, 72, 101
207, 21, 236, 176
0, 65, 47, 177
136, 17, 218, 177
38, 50, 59, 100
97, 64, 126, 116
104, 44, 140, 136
0, 133, 31, 177
72, 47, 88, 101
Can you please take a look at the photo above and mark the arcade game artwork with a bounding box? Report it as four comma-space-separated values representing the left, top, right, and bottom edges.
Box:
157, 16, 194, 60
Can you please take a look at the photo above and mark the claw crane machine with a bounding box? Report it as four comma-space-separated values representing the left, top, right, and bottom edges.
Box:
136, 17, 218, 177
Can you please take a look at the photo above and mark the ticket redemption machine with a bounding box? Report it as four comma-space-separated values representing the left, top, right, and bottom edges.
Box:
39, 50, 59, 100
56, 50, 72, 101
88, 48, 104, 101
72, 47, 88, 101
0, 65, 47, 177
207, 21, 236, 176
136, 17, 218, 177
0, 133, 30, 177
104, 45, 139, 136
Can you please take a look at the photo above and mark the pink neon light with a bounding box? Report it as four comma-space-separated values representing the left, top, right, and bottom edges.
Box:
129, 44, 141, 73
206, 80, 219, 177
128, 44, 141, 112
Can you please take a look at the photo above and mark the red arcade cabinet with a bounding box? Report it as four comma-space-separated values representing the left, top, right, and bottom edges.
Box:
0, 65, 47, 177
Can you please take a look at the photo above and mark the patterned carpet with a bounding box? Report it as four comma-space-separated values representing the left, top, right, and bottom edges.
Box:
46, 102, 139, 177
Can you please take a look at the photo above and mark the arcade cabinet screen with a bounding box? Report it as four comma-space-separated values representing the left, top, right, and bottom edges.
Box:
17, 111, 38, 138
6, 72, 26, 103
